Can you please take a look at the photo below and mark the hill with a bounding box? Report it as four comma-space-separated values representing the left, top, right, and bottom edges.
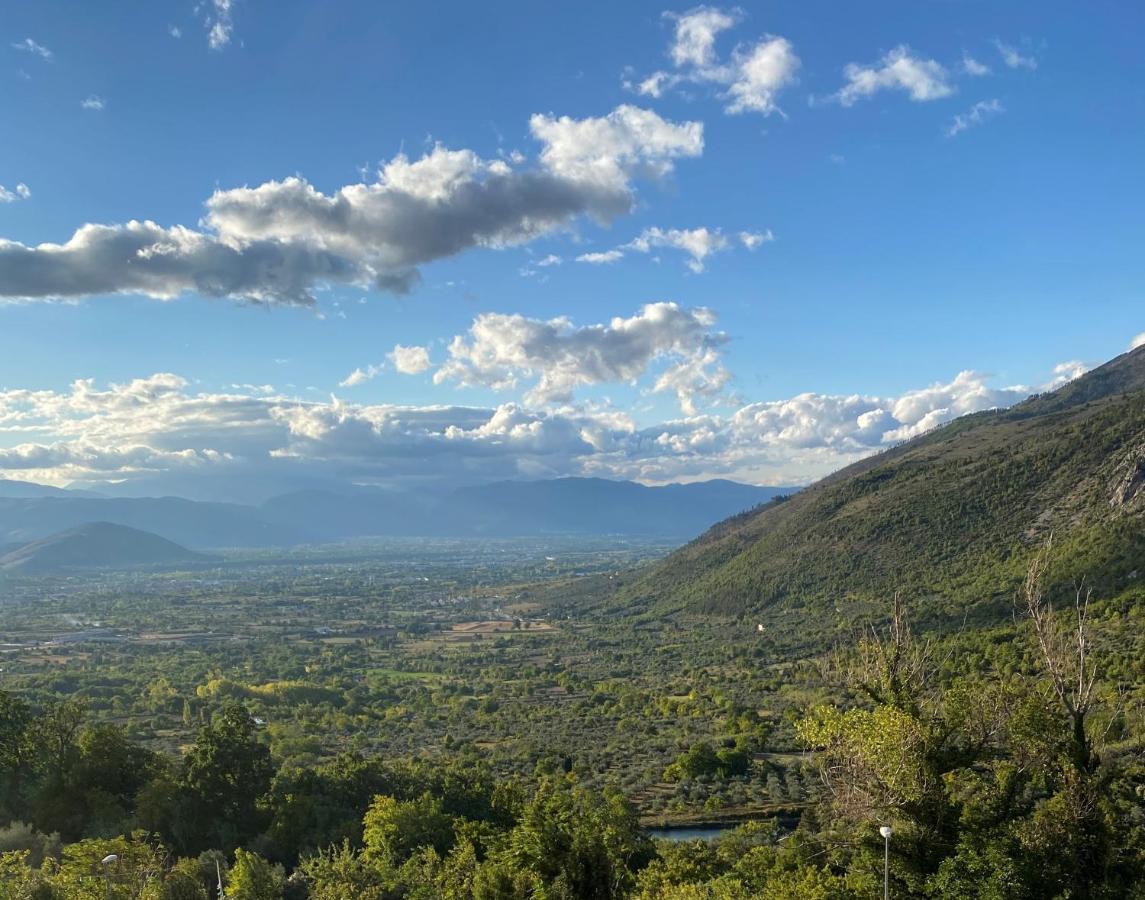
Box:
624, 346, 1145, 617
0, 522, 212, 573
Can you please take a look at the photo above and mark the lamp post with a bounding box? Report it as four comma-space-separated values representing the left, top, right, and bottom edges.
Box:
879, 825, 892, 899
100, 854, 118, 900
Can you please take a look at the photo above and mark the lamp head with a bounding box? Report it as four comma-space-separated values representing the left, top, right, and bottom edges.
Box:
101, 854, 119, 865
879, 825, 892, 839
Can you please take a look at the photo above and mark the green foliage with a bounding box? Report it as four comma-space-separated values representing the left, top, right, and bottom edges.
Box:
227, 848, 285, 900
172, 704, 273, 855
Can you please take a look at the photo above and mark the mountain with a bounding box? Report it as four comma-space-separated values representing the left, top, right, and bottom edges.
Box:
0, 522, 211, 573
262, 478, 787, 540
0, 479, 101, 499
0, 496, 306, 549
0, 478, 788, 549
443, 478, 785, 537
625, 347, 1145, 616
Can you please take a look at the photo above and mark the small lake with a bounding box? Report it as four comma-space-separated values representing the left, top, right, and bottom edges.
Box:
646, 825, 736, 842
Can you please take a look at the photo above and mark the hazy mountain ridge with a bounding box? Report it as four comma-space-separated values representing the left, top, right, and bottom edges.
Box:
624, 347, 1145, 616
0, 522, 211, 573
0, 478, 789, 550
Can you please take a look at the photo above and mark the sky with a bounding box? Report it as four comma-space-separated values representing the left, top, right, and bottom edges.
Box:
0, 1, 1143, 499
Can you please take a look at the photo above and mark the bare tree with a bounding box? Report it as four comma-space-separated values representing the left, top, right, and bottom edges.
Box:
1020, 538, 1098, 772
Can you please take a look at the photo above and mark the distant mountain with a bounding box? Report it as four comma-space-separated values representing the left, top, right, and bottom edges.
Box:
260, 478, 788, 541
0, 479, 101, 499
0, 522, 211, 573
623, 346, 1145, 616
0, 496, 305, 550
0, 477, 790, 549
443, 478, 786, 537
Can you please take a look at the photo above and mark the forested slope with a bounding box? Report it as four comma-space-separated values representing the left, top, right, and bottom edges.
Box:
627, 347, 1145, 615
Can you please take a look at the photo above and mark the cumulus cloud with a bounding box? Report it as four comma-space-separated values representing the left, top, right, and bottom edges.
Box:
389, 344, 432, 374
11, 38, 52, 60
630, 7, 799, 117
339, 345, 431, 387
669, 6, 739, 68
834, 46, 954, 106
0, 184, 31, 204
80, 95, 106, 111
946, 98, 1003, 137
0, 106, 702, 305
994, 39, 1037, 71
1131, 333, 1145, 351
432, 302, 730, 411
0, 359, 1090, 491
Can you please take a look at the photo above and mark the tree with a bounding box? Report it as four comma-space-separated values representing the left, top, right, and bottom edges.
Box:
0, 691, 34, 822
363, 794, 455, 868
174, 705, 273, 854
228, 848, 286, 900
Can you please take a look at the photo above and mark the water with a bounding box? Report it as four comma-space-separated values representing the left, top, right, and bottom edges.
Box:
646, 825, 736, 842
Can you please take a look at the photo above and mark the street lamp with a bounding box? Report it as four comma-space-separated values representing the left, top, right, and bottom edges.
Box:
879, 825, 892, 899
100, 855, 119, 900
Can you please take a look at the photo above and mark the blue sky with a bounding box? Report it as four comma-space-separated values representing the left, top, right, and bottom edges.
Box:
0, 1, 1142, 497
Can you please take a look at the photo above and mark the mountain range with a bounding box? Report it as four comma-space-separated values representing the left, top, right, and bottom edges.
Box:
624, 345, 1145, 617
0, 478, 788, 550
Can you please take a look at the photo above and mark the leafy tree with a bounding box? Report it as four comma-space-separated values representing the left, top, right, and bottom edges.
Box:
227, 848, 286, 900
173, 705, 273, 855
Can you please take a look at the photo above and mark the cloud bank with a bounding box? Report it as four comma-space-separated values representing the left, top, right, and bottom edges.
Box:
0, 360, 1086, 493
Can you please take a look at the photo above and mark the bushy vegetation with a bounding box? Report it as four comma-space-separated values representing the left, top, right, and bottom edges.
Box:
3, 542, 1145, 897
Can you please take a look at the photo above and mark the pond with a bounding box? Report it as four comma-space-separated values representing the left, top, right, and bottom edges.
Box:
646, 825, 736, 842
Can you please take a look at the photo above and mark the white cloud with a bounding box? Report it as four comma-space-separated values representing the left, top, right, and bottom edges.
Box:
739, 229, 773, 250
81, 95, 106, 111
946, 99, 1004, 137
669, 6, 740, 68
530, 104, 703, 189
994, 39, 1037, 71
626, 226, 731, 273
206, 0, 234, 50
389, 344, 432, 374
723, 37, 800, 116
576, 250, 624, 265
962, 55, 990, 76
576, 225, 763, 272
0, 359, 1091, 491
834, 45, 954, 106
1130, 333, 1145, 351
630, 8, 799, 117
432, 302, 729, 411
169, 25, 183, 39
0, 106, 702, 305
340, 365, 383, 388
11, 38, 52, 60
0, 184, 31, 204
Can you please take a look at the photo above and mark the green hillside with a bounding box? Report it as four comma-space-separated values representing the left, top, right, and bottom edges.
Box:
625, 346, 1145, 616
